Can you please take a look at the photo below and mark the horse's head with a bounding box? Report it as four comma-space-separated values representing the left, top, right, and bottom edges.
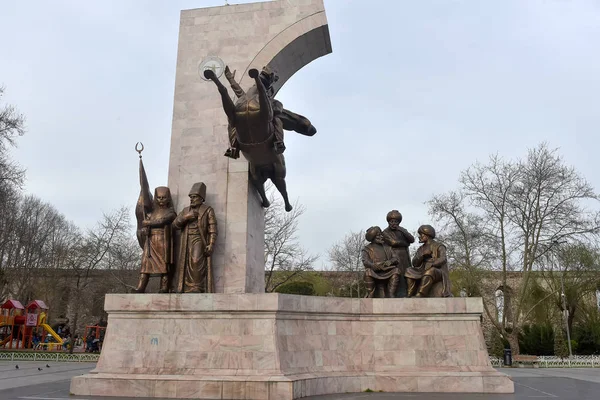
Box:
259, 66, 279, 89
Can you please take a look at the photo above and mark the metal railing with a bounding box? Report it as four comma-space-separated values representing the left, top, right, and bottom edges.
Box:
490, 355, 600, 368
0, 351, 99, 362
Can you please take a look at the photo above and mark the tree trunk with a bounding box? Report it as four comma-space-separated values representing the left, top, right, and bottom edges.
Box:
506, 332, 520, 356
69, 305, 79, 354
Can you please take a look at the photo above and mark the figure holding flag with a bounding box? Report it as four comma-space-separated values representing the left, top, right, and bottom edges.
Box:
135, 143, 176, 293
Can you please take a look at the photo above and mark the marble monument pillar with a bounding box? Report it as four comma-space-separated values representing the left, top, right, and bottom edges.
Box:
166, 0, 332, 294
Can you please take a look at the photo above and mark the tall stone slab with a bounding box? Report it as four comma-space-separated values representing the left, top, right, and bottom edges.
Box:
167, 0, 332, 294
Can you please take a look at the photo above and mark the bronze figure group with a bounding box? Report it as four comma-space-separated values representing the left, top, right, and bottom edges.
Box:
131, 63, 454, 297
134, 145, 217, 294
362, 211, 452, 298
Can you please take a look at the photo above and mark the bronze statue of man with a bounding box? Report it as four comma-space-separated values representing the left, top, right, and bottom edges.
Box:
362, 226, 401, 298
382, 210, 414, 297
134, 144, 176, 294
136, 186, 177, 293
222, 66, 314, 158
173, 182, 218, 293
405, 225, 452, 298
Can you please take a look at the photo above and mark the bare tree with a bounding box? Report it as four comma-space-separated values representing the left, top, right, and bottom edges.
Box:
0, 86, 26, 189
264, 189, 318, 292
0, 86, 26, 296
106, 233, 141, 292
429, 143, 600, 354
64, 206, 131, 352
328, 230, 365, 298
429, 191, 496, 297
0, 195, 73, 301
541, 243, 600, 333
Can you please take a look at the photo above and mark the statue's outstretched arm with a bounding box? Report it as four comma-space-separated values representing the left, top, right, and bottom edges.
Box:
224, 66, 245, 98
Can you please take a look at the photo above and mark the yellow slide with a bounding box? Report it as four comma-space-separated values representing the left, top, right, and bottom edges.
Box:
41, 324, 64, 345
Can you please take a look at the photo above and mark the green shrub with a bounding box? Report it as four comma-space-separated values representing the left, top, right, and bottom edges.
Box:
518, 324, 554, 355
572, 322, 600, 355
274, 281, 315, 296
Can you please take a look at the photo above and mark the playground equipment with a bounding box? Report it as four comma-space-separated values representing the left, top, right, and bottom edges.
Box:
0, 299, 24, 348
0, 299, 63, 350
83, 324, 106, 353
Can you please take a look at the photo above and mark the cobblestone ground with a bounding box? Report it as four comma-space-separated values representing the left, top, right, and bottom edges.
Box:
1, 362, 599, 400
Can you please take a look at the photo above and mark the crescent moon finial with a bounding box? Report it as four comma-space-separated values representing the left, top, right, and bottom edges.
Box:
135, 142, 144, 158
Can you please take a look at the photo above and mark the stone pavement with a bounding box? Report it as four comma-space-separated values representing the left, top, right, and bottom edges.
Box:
0, 360, 96, 398
1, 361, 599, 399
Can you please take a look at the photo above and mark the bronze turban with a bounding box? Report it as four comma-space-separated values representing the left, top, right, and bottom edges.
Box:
365, 226, 382, 242
418, 224, 436, 239
386, 210, 402, 222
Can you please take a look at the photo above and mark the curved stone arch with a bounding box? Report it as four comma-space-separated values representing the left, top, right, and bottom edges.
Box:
238, 10, 332, 95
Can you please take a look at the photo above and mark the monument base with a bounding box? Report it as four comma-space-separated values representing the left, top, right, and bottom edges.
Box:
71, 294, 513, 399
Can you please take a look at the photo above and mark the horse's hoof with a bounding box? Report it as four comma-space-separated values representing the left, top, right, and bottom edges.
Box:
203, 69, 216, 80
262, 200, 271, 208
285, 203, 293, 212
248, 68, 259, 79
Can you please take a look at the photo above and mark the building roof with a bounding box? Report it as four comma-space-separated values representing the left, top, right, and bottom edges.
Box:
25, 300, 48, 310
1, 299, 25, 309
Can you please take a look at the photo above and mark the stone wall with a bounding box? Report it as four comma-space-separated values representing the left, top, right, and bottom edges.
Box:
71, 294, 514, 398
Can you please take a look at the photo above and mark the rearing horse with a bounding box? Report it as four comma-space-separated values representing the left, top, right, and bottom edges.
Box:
204, 67, 316, 212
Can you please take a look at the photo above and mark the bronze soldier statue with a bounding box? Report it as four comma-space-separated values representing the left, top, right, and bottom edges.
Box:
173, 182, 218, 293
405, 225, 452, 298
204, 65, 316, 212
361, 226, 401, 298
135, 144, 176, 293
382, 210, 414, 297
137, 187, 176, 293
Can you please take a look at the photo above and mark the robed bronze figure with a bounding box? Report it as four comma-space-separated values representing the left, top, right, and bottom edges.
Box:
204, 66, 316, 212
173, 182, 218, 293
405, 225, 452, 298
135, 145, 176, 293
382, 210, 414, 297
362, 226, 401, 298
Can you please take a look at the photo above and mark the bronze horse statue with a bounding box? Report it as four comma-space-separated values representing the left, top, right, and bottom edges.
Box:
204, 66, 316, 212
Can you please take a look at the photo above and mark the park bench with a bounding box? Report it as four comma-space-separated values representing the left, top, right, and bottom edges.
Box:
513, 355, 539, 368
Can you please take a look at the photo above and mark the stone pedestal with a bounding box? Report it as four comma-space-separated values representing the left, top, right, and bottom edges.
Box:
167, 0, 331, 294
71, 294, 514, 399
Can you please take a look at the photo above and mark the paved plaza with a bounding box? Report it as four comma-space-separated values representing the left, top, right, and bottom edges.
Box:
1, 361, 599, 400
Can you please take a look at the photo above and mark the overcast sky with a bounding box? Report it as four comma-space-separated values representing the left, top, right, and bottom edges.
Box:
2, 0, 600, 268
